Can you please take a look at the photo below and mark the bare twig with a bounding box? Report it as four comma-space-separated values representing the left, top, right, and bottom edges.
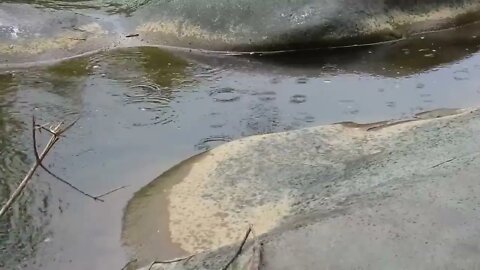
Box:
125, 33, 139, 38
432, 157, 456, 168
147, 255, 195, 270
222, 226, 253, 270
56, 117, 79, 136
35, 122, 55, 135
247, 228, 263, 270
32, 117, 104, 202
96, 185, 129, 199
120, 258, 138, 270
0, 117, 58, 217
0, 116, 127, 217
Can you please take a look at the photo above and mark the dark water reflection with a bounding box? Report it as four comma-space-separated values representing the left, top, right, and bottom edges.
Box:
2, 24, 480, 269
191, 21, 480, 78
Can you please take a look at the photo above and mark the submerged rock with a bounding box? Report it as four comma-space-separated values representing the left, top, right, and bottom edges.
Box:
124, 108, 480, 269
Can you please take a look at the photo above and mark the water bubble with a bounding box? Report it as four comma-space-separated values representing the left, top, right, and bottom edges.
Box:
209, 87, 241, 102
453, 69, 469, 81
416, 83, 425, 89
270, 77, 281, 84
339, 99, 354, 104
386, 101, 396, 108
294, 112, 315, 123
252, 91, 276, 102
290, 94, 307, 104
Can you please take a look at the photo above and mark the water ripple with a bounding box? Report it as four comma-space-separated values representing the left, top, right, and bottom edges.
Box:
209, 87, 241, 103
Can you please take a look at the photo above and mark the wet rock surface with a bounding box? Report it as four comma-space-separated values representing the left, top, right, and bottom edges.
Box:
134, 0, 480, 51
3, 1, 480, 269
3, 0, 480, 66
126, 108, 480, 269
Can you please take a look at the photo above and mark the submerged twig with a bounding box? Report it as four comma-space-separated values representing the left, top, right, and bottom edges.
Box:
222, 226, 253, 270
96, 185, 129, 199
0, 117, 59, 217
0, 116, 128, 217
32, 117, 104, 202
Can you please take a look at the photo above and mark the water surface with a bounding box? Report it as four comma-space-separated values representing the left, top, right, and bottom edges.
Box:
2, 21, 480, 270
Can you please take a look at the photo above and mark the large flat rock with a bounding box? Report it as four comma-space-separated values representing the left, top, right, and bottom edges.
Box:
134, 0, 480, 51
2, 0, 480, 67
123, 108, 480, 269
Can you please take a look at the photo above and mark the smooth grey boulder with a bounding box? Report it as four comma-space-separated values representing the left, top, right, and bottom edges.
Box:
135, 0, 480, 51
2, 0, 480, 66
124, 108, 480, 270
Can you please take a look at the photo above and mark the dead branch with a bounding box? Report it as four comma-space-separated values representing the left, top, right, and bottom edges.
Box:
125, 33, 139, 38
0, 118, 59, 217
247, 228, 263, 270
147, 255, 195, 270
222, 226, 253, 270
31, 117, 104, 202
96, 185, 129, 199
0, 116, 128, 218
431, 157, 456, 168
121, 258, 138, 270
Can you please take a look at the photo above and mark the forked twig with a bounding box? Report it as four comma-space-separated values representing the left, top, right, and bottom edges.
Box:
32, 117, 104, 202
222, 226, 253, 270
0, 116, 128, 217
0, 118, 59, 217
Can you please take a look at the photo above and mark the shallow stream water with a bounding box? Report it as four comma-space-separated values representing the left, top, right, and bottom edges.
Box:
2, 3, 480, 268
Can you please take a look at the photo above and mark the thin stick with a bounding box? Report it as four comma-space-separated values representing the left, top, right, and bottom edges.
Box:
248, 227, 263, 270
31, 117, 104, 202
0, 120, 57, 217
37, 164, 105, 202
222, 226, 253, 270
147, 255, 194, 270
432, 157, 456, 168
1, 116, 131, 217
120, 258, 138, 270
35, 122, 55, 135
56, 118, 79, 136
96, 185, 129, 199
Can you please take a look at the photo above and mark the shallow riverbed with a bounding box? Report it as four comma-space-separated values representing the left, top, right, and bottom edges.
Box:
2, 20, 480, 269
